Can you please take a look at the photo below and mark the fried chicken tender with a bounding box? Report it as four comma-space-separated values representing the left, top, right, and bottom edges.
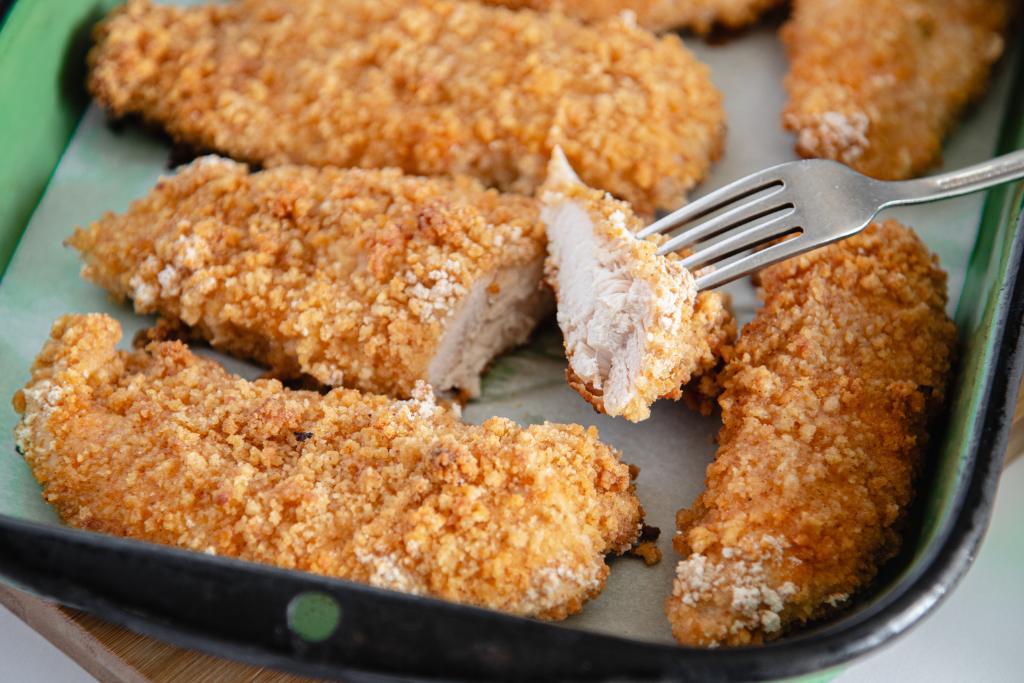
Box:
483, 0, 782, 33
88, 0, 725, 216
782, 0, 1011, 179
541, 149, 734, 422
69, 157, 551, 399
666, 221, 956, 646
13, 314, 643, 619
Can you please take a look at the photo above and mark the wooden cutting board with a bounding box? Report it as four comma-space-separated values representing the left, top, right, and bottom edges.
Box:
3, 386, 1023, 683
0, 585, 317, 682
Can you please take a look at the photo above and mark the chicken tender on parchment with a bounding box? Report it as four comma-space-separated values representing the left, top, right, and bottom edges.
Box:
13, 314, 644, 620
484, 0, 782, 34
666, 221, 956, 646
88, 0, 725, 216
541, 150, 734, 423
69, 157, 550, 399
782, 0, 1011, 179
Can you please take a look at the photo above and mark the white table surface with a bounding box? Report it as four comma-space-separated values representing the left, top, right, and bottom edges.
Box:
2, 457, 1022, 682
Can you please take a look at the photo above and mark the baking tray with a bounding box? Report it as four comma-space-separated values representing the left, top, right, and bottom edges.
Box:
1, 1, 1023, 681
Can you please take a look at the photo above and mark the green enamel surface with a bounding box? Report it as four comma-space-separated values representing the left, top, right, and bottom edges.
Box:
915, 52, 1024, 557
782, 668, 843, 683
286, 592, 342, 643
0, 0, 118, 277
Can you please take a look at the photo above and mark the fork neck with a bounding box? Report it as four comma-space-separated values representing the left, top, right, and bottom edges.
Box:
877, 149, 1024, 208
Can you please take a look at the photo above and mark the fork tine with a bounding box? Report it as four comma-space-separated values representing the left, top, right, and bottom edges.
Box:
676, 213, 798, 270
655, 196, 792, 256
635, 168, 784, 239
693, 234, 811, 290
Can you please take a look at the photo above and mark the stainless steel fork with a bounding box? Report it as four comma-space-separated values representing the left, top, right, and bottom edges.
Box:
639, 150, 1024, 290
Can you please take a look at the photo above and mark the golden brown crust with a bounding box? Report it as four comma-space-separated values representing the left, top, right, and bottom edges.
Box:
13, 314, 643, 620
88, 0, 725, 216
68, 157, 547, 398
666, 221, 956, 646
487, 0, 782, 33
782, 0, 1011, 179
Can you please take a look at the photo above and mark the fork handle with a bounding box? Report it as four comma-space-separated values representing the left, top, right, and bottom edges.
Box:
882, 150, 1024, 207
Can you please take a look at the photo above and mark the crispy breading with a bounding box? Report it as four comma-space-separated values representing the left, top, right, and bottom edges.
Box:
666, 221, 956, 646
782, 0, 1011, 179
13, 314, 643, 620
485, 0, 781, 34
88, 0, 725, 216
68, 157, 551, 399
541, 150, 734, 422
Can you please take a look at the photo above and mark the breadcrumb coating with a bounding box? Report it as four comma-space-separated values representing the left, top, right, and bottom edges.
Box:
88, 0, 725, 216
486, 0, 782, 34
782, 0, 1011, 179
541, 150, 734, 422
13, 314, 644, 620
69, 157, 550, 399
666, 221, 956, 646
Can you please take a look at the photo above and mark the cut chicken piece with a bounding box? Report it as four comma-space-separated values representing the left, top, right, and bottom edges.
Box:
484, 0, 783, 34
13, 314, 643, 619
782, 0, 1011, 179
540, 150, 734, 422
666, 221, 956, 646
87, 0, 725, 217
68, 157, 550, 399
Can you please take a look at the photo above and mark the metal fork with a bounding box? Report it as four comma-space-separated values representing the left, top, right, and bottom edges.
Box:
638, 151, 1024, 290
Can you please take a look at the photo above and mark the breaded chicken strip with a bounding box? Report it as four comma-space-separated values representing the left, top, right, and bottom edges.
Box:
541, 149, 734, 422
88, 0, 725, 216
69, 157, 550, 399
13, 314, 643, 619
666, 221, 955, 646
782, 0, 1011, 179
486, 0, 781, 34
